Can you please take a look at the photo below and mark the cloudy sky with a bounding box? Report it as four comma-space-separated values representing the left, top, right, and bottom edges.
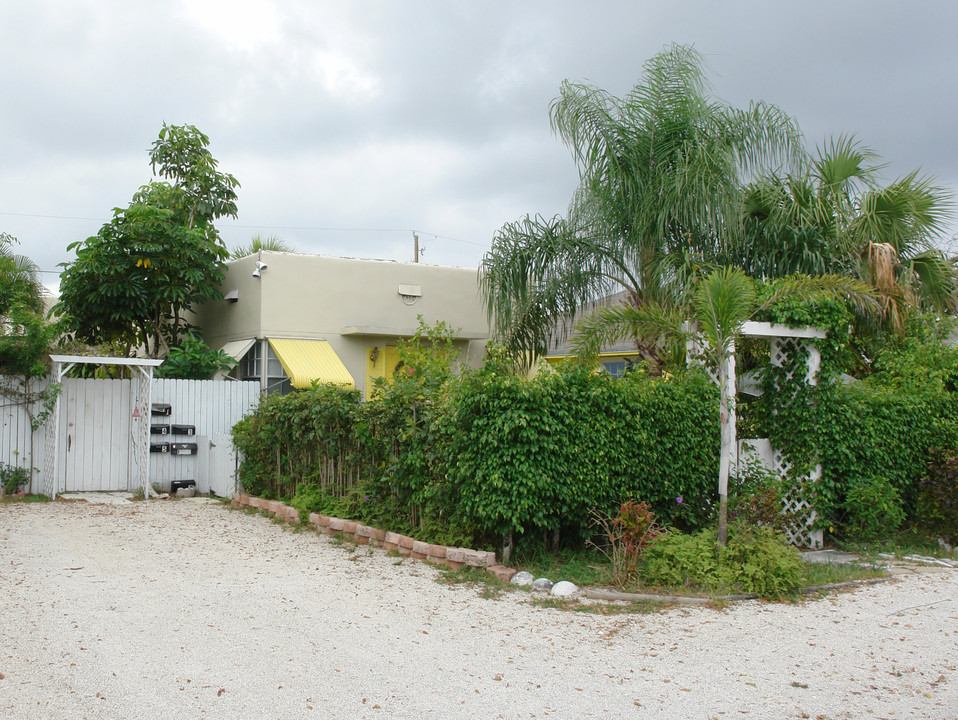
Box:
3, 1, 958, 291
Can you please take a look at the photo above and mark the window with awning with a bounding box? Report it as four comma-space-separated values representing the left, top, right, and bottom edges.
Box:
267, 338, 355, 389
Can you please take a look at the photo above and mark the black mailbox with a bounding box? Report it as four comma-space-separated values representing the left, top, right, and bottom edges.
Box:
171, 443, 198, 456
151, 404, 172, 416
151, 424, 170, 435
171, 424, 195, 436
150, 442, 170, 453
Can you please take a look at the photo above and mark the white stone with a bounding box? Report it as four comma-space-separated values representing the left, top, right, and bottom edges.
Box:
509, 571, 534, 586
550, 581, 578, 597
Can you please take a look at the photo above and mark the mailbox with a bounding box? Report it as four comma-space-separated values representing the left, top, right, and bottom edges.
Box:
150, 424, 170, 435
171, 424, 195, 436
150, 442, 170, 453
171, 442, 197, 456
151, 404, 172, 416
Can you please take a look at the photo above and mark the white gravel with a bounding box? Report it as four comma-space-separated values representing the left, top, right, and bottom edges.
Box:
1, 499, 956, 720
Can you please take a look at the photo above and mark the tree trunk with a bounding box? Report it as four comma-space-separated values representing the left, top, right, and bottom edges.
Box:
717, 361, 731, 546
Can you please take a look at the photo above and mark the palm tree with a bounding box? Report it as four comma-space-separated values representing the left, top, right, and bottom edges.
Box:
732, 137, 955, 330
480, 44, 803, 367
0, 233, 45, 315
229, 234, 297, 260
571, 266, 877, 545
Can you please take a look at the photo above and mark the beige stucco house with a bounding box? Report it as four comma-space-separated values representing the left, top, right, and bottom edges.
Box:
191, 251, 490, 397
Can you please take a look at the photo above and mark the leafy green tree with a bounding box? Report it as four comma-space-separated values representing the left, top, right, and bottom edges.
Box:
153, 334, 236, 380
572, 266, 876, 545
55, 124, 239, 357
733, 137, 955, 330
480, 44, 802, 367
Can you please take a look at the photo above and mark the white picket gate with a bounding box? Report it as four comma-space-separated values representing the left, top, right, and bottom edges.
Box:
1, 376, 259, 497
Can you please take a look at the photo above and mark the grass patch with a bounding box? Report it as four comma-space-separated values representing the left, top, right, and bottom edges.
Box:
512, 546, 611, 588
436, 565, 496, 586
435, 566, 506, 599
528, 596, 663, 615
1, 493, 51, 503
834, 529, 957, 560
800, 561, 886, 587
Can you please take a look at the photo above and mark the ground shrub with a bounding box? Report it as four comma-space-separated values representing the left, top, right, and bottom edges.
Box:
640, 523, 804, 599
0, 463, 30, 495
590, 500, 663, 588
728, 452, 796, 535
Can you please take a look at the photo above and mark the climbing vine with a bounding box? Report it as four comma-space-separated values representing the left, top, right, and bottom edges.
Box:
756, 300, 958, 532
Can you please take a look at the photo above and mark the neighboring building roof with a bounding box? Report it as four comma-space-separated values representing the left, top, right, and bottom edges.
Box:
546, 289, 637, 357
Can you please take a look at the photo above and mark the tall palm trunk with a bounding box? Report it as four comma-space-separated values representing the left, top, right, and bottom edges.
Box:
717, 360, 731, 546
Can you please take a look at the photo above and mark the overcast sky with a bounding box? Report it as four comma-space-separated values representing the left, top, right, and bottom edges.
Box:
3, 1, 958, 291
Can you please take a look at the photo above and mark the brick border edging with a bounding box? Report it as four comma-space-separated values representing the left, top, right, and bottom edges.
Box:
233, 493, 518, 583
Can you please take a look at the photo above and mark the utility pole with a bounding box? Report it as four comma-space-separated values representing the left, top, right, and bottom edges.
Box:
413, 232, 420, 263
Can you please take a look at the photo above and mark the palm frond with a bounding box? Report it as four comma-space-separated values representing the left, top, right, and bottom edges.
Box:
229, 234, 296, 260
570, 302, 687, 358
693, 267, 756, 356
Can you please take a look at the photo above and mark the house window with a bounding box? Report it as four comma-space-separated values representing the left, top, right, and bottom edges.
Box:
239, 342, 292, 395
600, 358, 636, 379
240, 342, 261, 380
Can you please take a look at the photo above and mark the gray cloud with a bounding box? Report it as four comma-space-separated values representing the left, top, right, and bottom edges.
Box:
2, 0, 957, 290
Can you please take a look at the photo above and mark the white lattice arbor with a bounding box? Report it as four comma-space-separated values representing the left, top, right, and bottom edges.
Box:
688, 322, 827, 548
44, 356, 163, 499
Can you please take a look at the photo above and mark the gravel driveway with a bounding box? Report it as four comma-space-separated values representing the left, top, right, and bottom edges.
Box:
1, 499, 956, 719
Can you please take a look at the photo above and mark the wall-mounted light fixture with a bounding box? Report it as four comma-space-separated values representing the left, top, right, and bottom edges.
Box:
252, 250, 268, 278
369, 347, 379, 364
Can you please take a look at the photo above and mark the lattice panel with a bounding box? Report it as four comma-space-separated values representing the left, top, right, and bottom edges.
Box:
736, 442, 822, 549
781, 481, 823, 549
43, 402, 57, 498
770, 336, 802, 382
685, 334, 721, 386
130, 370, 152, 494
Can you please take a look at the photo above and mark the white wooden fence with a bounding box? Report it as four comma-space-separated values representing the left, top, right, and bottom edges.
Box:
1, 376, 259, 497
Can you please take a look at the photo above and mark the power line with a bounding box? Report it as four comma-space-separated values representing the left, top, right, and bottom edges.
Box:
0, 212, 489, 248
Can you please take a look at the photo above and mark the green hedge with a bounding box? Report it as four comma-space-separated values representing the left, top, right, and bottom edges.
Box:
232, 355, 720, 546
444, 362, 718, 540
763, 314, 958, 533
811, 383, 958, 521
231, 383, 378, 500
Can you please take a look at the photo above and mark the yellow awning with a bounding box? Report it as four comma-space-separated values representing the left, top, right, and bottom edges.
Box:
268, 339, 355, 389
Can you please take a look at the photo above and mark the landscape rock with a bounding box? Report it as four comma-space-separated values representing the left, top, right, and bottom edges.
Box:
510, 571, 533, 586
488, 565, 517, 583
531, 577, 554, 593
551, 581, 578, 597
